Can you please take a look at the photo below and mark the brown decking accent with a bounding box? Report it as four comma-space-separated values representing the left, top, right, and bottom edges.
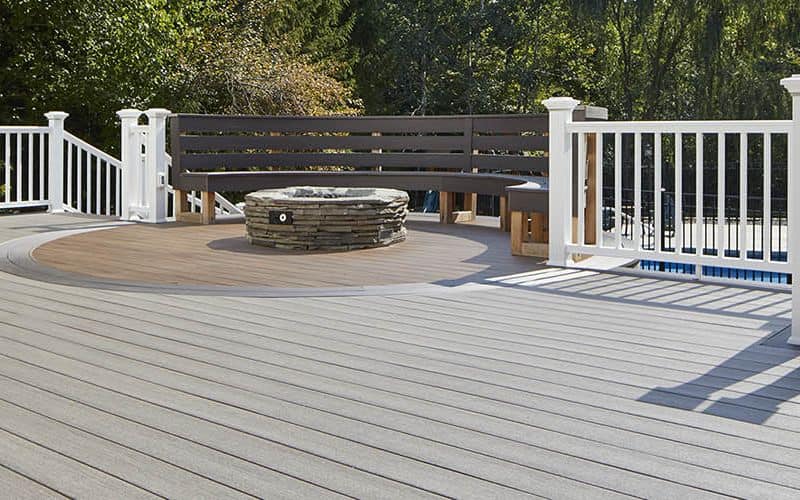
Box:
32, 216, 540, 288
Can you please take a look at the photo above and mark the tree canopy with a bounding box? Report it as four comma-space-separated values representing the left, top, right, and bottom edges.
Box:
1, 0, 798, 148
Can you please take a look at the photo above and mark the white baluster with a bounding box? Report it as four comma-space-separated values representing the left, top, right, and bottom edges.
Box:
614, 132, 622, 248
4, 133, 9, 204
38, 133, 45, 201
764, 133, 771, 262
695, 132, 704, 277
739, 134, 748, 260
654, 133, 662, 253
675, 133, 683, 254
595, 133, 603, 247
633, 132, 642, 250
15, 131, 21, 202
717, 133, 725, 259
27, 133, 33, 201
577, 132, 586, 246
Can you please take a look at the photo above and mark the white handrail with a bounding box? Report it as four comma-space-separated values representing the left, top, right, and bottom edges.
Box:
568, 120, 792, 133
0, 126, 49, 133
64, 132, 122, 167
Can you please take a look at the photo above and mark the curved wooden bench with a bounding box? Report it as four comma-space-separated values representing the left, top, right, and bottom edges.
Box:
169, 109, 604, 237
180, 170, 545, 203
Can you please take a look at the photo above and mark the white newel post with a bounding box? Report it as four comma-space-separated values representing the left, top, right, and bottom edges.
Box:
781, 75, 800, 345
44, 111, 68, 212
542, 97, 580, 266
144, 108, 170, 223
117, 109, 141, 221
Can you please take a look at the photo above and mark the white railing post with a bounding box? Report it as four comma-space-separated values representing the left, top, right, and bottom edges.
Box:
117, 109, 141, 221
44, 111, 68, 212
542, 97, 580, 266
144, 108, 170, 223
781, 75, 800, 344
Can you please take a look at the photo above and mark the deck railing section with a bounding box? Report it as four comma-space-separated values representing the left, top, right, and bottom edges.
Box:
0, 113, 124, 216
564, 120, 791, 274
63, 131, 123, 216
545, 75, 800, 344
0, 126, 50, 209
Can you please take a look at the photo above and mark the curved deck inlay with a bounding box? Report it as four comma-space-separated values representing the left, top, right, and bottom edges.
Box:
24, 216, 540, 293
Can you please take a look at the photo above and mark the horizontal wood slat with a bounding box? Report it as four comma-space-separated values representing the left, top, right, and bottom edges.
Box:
178, 115, 471, 134
472, 135, 548, 151
181, 152, 469, 170
472, 116, 549, 133
472, 155, 548, 172
180, 134, 467, 152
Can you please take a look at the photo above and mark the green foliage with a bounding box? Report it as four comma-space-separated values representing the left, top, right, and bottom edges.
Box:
0, 0, 799, 151
352, 0, 800, 118
170, 0, 360, 116
0, 0, 359, 152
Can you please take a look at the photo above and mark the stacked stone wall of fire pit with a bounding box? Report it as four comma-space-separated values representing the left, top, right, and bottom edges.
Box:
245, 187, 409, 250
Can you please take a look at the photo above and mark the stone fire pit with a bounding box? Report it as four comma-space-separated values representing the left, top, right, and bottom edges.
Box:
245, 186, 409, 250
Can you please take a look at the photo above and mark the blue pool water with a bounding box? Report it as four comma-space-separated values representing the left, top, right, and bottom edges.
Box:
640, 251, 790, 284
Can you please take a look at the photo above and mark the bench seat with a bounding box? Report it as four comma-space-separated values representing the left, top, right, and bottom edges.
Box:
177, 170, 549, 212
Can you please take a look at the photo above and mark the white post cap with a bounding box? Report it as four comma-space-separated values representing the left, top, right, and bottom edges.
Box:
117, 109, 142, 119
44, 111, 69, 120
144, 108, 172, 119
542, 97, 580, 111
780, 75, 800, 94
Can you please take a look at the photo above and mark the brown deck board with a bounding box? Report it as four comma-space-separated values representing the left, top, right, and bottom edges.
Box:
32, 216, 539, 288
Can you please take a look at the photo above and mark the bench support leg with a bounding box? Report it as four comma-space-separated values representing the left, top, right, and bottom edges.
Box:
439, 191, 454, 224
499, 196, 510, 232
463, 192, 478, 220
510, 212, 524, 255
174, 189, 191, 223
510, 211, 548, 257
201, 191, 216, 225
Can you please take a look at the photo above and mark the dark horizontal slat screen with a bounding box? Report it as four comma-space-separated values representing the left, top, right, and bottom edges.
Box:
171, 112, 564, 192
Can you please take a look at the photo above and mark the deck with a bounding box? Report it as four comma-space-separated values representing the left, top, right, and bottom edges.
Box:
0, 212, 798, 498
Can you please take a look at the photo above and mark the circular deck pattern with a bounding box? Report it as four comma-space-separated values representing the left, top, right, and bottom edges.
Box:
27, 217, 537, 291
245, 186, 408, 250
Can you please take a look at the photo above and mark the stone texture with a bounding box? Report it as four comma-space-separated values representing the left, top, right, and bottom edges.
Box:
245, 186, 409, 250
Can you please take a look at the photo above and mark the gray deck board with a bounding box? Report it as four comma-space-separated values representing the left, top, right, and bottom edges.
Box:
0, 375, 340, 499
0, 427, 156, 499
0, 213, 799, 497
0, 464, 65, 499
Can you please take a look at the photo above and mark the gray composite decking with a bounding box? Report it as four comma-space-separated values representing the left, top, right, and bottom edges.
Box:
0, 213, 798, 498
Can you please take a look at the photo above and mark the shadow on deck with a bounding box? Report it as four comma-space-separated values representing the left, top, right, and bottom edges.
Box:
484, 266, 798, 426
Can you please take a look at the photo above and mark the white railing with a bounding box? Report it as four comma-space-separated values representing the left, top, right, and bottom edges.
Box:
63, 131, 123, 216
0, 115, 122, 216
566, 121, 791, 274
1, 110, 241, 221
0, 126, 50, 209
544, 74, 800, 343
